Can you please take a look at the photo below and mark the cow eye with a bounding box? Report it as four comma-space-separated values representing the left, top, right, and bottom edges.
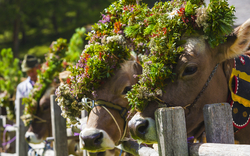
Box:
122, 86, 132, 94
182, 65, 197, 76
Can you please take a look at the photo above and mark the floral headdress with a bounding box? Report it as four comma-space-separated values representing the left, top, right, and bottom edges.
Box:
55, 0, 151, 124
126, 0, 236, 111
21, 38, 68, 126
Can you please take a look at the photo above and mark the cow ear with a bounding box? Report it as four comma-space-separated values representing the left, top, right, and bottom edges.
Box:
219, 19, 250, 62
133, 61, 142, 76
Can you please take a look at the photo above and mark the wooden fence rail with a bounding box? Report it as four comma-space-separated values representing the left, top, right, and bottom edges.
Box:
155, 103, 250, 156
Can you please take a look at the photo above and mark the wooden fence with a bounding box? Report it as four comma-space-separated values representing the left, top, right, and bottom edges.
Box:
0, 96, 87, 156
155, 103, 250, 156
0, 98, 28, 156
48, 94, 88, 156
3, 98, 249, 155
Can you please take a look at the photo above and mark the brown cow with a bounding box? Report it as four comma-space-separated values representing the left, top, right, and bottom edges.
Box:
24, 82, 86, 155
128, 18, 250, 144
24, 86, 55, 144
25, 72, 129, 156
79, 58, 142, 153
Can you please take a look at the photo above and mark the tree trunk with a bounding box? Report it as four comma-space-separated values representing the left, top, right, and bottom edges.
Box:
21, 24, 26, 44
13, 17, 20, 58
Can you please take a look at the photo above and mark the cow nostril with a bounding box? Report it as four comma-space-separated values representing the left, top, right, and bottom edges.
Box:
26, 136, 31, 142
137, 119, 149, 135
94, 132, 103, 145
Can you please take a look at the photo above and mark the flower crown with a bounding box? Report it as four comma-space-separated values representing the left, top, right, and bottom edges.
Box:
21, 38, 68, 126
55, 0, 152, 124
126, 0, 236, 111
56, 0, 236, 123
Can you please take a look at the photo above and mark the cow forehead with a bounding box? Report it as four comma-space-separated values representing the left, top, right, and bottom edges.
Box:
184, 37, 206, 55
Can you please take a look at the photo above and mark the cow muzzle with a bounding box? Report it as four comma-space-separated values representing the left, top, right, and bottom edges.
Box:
128, 115, 158, 144
25, 132, 43, 144
79, 128, 115, 152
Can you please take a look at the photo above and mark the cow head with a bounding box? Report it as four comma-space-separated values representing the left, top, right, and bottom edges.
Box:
25, 87, 54, 144
79, 59, 142, 152
129, 18, 250, 144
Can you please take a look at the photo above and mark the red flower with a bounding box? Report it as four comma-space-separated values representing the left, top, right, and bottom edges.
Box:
178, 7, 185, 17
114, 21, 122, 34
84, 53, 90, 61
85, 66, 89, 74
99, 52, 102, 59
66, 78, 71, 84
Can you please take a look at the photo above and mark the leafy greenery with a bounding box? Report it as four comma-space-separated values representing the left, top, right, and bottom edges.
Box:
55, 0, 152, 124
0, 48, 22, 120
204, 0, 236, 47
65, 27, 86, 63
126, 0, 236, 112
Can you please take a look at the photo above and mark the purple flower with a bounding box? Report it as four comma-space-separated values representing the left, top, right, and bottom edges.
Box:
145, 61, 152, 65
99, 14, 111, 24
130, 7, 134, 13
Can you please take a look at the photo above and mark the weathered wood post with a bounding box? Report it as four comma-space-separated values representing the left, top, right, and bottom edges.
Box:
16, 97, 29, 156
50, 95, 68, 156
81, 110, 88, 156
155, 107, 188, 156
0, 116, 5, 150
203, 103, 234, 143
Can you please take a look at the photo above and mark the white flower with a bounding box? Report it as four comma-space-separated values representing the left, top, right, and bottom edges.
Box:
168, 9, 178, 19
106, 34, 126, 45
155, 88, 162, 96
195, 7, 208, 28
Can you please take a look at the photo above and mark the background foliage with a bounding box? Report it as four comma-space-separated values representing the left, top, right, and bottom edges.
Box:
0, 48, 22, 120
0, 0, 169, 61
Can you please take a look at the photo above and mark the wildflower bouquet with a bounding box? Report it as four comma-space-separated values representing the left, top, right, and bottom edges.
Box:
21, 38, 68, 126
126, 0, 236, 111
55, 0, 151, 124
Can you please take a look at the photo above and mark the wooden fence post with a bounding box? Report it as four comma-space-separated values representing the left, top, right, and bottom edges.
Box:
155, 107, 188, 156
203, 103, 234, 144
81, 110, 88, 156
16, 97, 29, 156
0, 116, 4, 150
50, 95, 68, 156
